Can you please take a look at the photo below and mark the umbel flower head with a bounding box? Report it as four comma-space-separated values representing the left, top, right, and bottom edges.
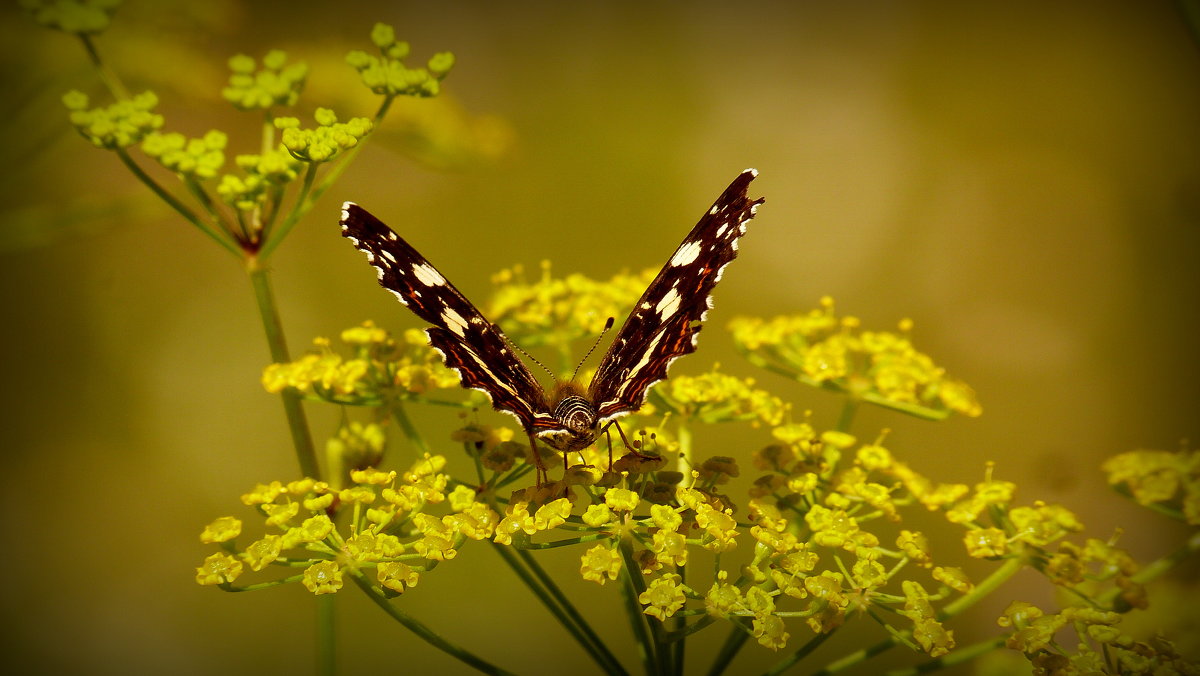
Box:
262, 321, 461, 405
729, 297, 981, 420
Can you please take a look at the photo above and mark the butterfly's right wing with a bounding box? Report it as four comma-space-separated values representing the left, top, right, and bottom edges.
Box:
340, 203, 555, 432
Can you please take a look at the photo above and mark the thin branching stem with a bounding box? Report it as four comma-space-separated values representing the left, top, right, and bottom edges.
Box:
348, 570, 518, 676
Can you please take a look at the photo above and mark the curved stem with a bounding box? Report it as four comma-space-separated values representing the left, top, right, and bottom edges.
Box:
259, 162, 317, 260
247, 256, 319, 478
390, 399, 431, 456
115, 148, 241, 257
77, 33, 129, 100
760, 629, 836, 676
348, 570, 517, 675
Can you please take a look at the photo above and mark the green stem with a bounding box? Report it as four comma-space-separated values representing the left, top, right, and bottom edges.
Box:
705, 623, 749, 676
507, 546, 629, 676
348, 570, 517, 675
316, 595, 335, 676
115, 148, 241, 257
760, 629, 836, 676
619, 540, 668, 675
834, 397, 859, 434
676, 419, 692, 476
259, 162, 318, 260
77, 33, 129, 100
184, 177, 237, 241
247, 257, 319, 478
880, 635, 1007, 676
390, 399, 432, 455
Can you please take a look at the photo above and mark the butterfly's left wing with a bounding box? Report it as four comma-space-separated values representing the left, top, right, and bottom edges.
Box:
589, 169, 763, 422
340, 203, 555, 432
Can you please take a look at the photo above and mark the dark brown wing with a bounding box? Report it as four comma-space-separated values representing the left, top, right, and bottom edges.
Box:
340, 203, 555, 432
589, 169, 763, 422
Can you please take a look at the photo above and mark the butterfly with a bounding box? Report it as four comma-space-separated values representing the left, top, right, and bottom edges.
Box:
340, 169, 763, 484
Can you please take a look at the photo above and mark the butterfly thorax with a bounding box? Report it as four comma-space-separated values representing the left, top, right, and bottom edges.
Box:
537, 382, 599, 452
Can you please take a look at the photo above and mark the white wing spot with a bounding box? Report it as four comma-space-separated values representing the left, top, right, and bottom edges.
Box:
670, 240, 702, 267
716, 224, 728, 238
413, 263, 446, 286
655, 286, 681, 319
385, 232, 398, 242
442, 307, 470, 336
708, 205, 717, 215
380, 250, 397, 263
640, 302, 651, 310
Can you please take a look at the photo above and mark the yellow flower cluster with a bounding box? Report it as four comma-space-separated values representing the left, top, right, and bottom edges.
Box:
655, 371, 786, 427
487, 263, 656, 355
729, 297, 981, 420
195, 456, 501, 596
999, 601, 1195, 675
261, 321, 461, 403
1103, 447, 1200, 525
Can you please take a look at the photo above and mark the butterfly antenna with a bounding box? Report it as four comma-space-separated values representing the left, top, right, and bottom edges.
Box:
493, 323, 556, 380
571, 317, 615, 382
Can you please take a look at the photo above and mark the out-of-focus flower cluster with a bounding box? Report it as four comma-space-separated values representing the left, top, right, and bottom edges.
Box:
729, 297, 981, 420
262, 321, 462, 404
142, 130, 227, 180
222, 50, 309, 111
999, 601, 1198, 675
62, 90, 163, 149
21, 0, 120, 34
488, 263, 657, 357
1103, 448, 1200, 525
345, 23, 455, 99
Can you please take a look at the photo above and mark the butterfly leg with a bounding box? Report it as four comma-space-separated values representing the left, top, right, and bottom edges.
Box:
527, 433, 548, 486
602, 419, 658, 461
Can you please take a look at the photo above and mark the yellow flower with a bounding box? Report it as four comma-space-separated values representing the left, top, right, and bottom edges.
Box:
457, 502, 499, 540
412, 513, 459, 561
533, 498, 572, 530
932, 566, 973, 594
241, 481, 286, 506
896, 530, 932, 567
302, 560, 343, 594
604, 488, 640, 512
580, 544, 622, 585
651, 529, 688, 568
378, 561, 419, 593
912, 618, 954, 657
242, 535, 282, 571
200, 516, 242, 543
493, 502, 536, 546
195, 552, 243, 585
582, 504, 614, 527
1009, 502, 1083, 546
705, 573, 745, 617
805, 505, 860, 550
963, 527, 1007, 558
752, 613, 790, 650
263, 501, 300, 528
639, 574, 687, 620
695, 504, 739, 552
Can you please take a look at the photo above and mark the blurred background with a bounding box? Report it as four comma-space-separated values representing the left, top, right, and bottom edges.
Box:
2, 1, 1198, 674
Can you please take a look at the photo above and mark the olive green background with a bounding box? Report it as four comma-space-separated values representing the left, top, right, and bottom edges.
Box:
3, 1, 1198, 674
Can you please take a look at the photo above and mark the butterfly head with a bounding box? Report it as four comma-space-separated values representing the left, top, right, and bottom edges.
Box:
537, 384, 599, 452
